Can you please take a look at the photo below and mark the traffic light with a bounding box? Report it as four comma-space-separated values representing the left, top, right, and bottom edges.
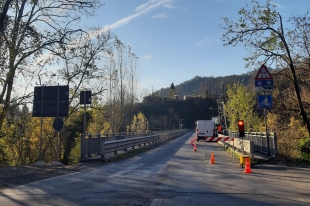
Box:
237, 120, 245, 137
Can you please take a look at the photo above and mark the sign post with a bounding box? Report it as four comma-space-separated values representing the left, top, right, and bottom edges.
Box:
80, 91, 92, 158
255, 64, 273, 156
32, 85, 69, 164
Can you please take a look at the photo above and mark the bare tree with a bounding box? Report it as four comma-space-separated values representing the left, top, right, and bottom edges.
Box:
0, 0, 13, 32
55, 28, 114, 163
57, 29, 114, 114
105, 38, 141, 133
115, 37, 127, 132
126, 46, 139, 124
0, 0, 102, 131
220, 0, 310, 134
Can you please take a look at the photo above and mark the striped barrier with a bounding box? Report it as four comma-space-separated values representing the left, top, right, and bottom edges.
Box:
190, 137, 197, 146
203, 136, 234, 142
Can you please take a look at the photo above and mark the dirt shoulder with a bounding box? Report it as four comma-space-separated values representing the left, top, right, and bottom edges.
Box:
0, 162, 104, 190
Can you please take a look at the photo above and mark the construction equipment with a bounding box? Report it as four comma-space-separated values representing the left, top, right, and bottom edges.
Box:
217, 99, 227, 133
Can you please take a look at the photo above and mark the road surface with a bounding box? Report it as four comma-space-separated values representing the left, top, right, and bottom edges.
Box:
0, 132, 309, 205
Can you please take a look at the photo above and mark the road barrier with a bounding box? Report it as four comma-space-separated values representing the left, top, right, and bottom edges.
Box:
218, 138, 254, 158
81, 131, 172, 158
218, 135, 254, 158
100, 130, 188, 160
228, 131, 277, 157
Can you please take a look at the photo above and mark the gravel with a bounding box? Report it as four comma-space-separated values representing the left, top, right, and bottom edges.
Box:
0, 162, 103, 190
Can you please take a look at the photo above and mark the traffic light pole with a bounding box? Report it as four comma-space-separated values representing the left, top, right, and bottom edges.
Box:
237, 120, 245, 154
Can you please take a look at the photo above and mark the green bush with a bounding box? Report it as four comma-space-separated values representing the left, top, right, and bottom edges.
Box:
297, 137, 310, 163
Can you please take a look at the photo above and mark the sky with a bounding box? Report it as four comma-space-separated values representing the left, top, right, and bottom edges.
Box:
82, 0, 310, 95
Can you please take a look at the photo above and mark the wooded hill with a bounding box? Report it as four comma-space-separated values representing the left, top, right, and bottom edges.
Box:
153, 73, 254, 98
134, 71, 258, 130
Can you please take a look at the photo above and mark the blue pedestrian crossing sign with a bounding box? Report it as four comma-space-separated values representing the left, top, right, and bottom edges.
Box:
258, 95, 273, 109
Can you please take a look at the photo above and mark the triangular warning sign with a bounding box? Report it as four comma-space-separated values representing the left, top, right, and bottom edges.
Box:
255, 64, 273, 80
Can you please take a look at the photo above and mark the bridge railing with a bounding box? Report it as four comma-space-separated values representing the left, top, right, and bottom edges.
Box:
100, 130, 188, 160
228, 131, 277, 157
80, 130, 188, 159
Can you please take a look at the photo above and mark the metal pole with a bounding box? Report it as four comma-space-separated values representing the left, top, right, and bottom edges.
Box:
233, 133, 235, 157
57, 84, 60, 161
57, 132, 60, 161
242, 136, 244, 154
83, 91, 86, 157
205, 141, 207, 157
264, 108, 270, 156
88, 134, 92, 157
80, 134, 84, 158
39, 85, 44, 162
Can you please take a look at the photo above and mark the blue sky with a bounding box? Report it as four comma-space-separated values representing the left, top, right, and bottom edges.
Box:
83, 0, 309, 95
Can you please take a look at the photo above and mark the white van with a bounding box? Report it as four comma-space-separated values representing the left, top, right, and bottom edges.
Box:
195, 120, 217, 141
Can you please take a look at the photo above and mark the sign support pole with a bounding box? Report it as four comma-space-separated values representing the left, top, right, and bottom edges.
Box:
233, 137, 235, 157
255, 64, 273, 157
205, 141, 207, 157
39, 85, 44, 162
56, 84, 59, 162
83, 91, 86, 158
264, 108, 270, 156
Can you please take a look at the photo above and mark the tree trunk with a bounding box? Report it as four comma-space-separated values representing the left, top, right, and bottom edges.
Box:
279, 14, 310, 136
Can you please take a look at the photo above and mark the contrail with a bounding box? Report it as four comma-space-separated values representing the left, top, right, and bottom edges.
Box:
32, 0, 175, 67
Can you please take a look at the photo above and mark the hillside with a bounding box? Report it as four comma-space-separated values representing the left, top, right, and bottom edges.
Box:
153, 72, 256, 98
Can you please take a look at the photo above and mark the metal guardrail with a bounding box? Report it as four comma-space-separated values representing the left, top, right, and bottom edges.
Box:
101, 130, 188, 159
81, 131, 156, 158
80, 130, 188, 158
228, 131, 277, 157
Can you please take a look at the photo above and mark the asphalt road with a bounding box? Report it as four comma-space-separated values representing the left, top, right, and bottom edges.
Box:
0, 132, 309, 206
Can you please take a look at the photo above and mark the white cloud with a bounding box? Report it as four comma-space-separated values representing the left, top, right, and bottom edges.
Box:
136, 0, 157, 12
144, 54, 153, 60
136, 0, 175, 12
152, 13, 168, 18
195, 37, 212, 47
31, 0, 176, 68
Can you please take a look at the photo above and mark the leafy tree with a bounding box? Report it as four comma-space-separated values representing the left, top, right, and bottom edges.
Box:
128, 112, 148, 134
88, 100, 110, 134
220, 0, 310, 135
61, 110, 92, 165
225, 83, 262, 132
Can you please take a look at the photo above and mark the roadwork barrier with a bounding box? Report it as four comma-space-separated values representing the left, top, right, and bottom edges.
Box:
218, 136, 254, 159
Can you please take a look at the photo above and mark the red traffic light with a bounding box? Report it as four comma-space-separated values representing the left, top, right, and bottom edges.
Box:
237, 120, 245, 137
237, 120, 244, 127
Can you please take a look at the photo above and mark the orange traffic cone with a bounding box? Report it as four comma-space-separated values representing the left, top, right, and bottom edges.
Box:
193, 144, 197, 151
209, 152, 215, 164
243, 158, 252, 173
